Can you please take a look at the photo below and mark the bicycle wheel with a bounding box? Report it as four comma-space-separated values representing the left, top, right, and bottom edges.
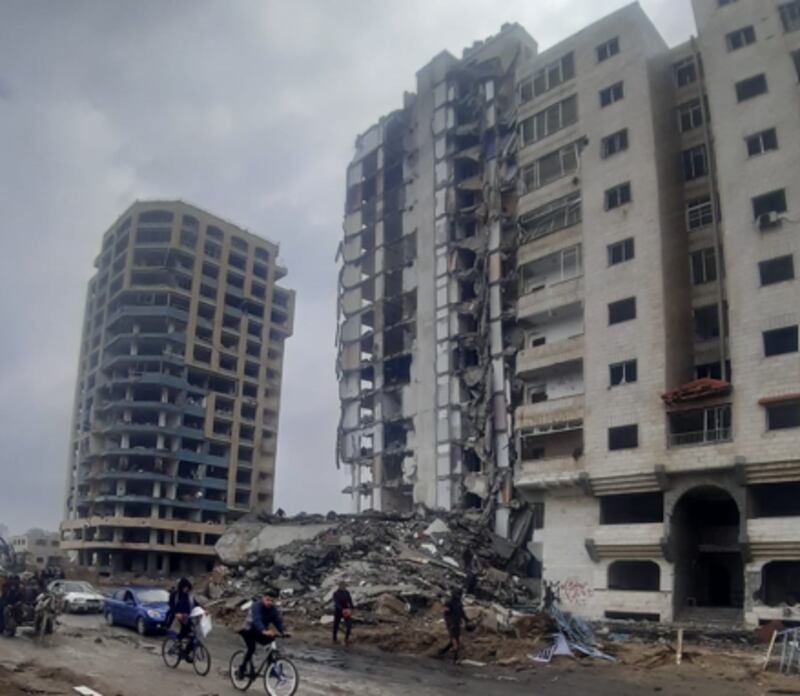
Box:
229, 650, 254, 691
192, 643, 211, 676
161, 636, 182, 669
264, 657, 299, 696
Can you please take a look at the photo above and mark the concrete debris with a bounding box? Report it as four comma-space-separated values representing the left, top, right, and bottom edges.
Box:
211, 509, 538, 622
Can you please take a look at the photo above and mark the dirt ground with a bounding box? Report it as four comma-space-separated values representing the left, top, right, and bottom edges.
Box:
1, 613, 799, 695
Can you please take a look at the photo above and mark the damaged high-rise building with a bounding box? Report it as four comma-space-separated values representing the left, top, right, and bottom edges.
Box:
62, 201, 294, 575
337, 0, 800, 626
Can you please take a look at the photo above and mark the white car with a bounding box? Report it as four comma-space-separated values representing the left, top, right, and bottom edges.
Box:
47, 580, 105, 614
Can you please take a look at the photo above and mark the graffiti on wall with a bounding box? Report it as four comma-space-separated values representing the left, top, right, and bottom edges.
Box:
546, 577, 593, 607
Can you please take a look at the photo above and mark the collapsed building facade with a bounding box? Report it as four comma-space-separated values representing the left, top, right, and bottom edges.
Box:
62, 201, 294, 575
337, 0, 800, 626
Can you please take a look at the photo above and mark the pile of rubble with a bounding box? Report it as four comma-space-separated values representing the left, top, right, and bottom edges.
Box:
208, 509, 538, 630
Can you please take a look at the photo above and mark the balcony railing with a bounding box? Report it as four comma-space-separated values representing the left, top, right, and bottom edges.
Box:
668, 427, 731, 448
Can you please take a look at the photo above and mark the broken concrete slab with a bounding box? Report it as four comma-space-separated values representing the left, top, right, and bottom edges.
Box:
424, 518, 450, 536
215, 521, 335, 566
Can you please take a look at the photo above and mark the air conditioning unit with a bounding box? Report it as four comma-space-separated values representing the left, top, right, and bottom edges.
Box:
758, 211, 780, 230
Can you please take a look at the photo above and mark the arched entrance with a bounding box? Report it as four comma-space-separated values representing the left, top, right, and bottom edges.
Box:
671, 486, 743, 618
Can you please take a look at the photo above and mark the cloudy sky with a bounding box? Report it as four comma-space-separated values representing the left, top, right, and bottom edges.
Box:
0, 0, 694, 535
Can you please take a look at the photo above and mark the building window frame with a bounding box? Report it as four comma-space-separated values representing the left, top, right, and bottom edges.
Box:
763, 325, 799, 357
726, 25, 756, 51
691, 247, 718, 285
674, 57, 698, 87
746, 128, 778, 157
608, 424, 639, 450
520, 191, 582, 240
779, 1, 800, 33
605, 182, 631, 210
686, 196, 714, 231
596, 37, 620, 62
682, 144, 709, 181
766, 401, 800, 430
520, 95, 578, 145
522, 141, 581, 192
601, 129, 628, 158
599, 81, 624, 107
608, 297, 636, 325
609, 359, 637, 387
759, 255, 795, 286
607, 237, 635, 266
520, 52, 575, 103
678, 98, 704, 133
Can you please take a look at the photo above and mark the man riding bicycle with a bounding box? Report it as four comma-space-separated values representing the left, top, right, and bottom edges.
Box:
237, 591, 287, 681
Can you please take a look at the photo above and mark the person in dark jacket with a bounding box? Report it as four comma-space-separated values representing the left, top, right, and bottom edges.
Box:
331, 581, 354, 644
438, 589, 468, 662
168, 577, 195, 644
237, 591, 287, 680
0, 576, 22, 634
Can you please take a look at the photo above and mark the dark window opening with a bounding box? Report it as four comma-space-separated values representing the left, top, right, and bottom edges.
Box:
752, 189, 787, 219
674, 57, 697, 86
608, 561, 660, 591
607, 238, 634, 265
608, 424, 638, 450
746, 128, 778, 157
749, 483, 800, 518
384, 355, 412, 386
763, 325, 798, 356
762, 562, 800, 606
691, 248, 718, 285
759, 255, 794, 286
766, 401, 800, 430
600, 492, 663, 524
668, 405, 731, 447
735, 73, 768, 101
694, 305, 721, 341
609, 297, 636, 325
682, 144, 708, 181
726, 25, 756, 51
601, 129, 628, 158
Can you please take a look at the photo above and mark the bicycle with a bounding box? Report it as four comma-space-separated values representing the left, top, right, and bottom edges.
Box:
229, 636, 299, 695
161, 608, 212, 677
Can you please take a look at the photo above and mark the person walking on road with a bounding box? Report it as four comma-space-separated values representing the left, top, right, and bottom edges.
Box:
438, 589, 468, 662
332, 581, 354, 645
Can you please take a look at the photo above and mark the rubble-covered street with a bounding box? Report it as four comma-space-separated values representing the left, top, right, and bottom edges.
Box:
3, 613, 799, 696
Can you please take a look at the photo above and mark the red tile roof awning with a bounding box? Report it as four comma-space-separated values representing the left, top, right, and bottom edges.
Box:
661, 378, 731, 406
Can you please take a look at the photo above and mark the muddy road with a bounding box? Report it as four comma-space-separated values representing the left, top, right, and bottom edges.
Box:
0, 614, 790, 695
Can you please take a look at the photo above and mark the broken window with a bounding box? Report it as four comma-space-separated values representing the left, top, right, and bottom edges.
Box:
608, 297, 636, 325
601, 129, 628, 158
766, 401, 800, 429
763, 325, 798, 356
608, 561, 660, 591
520, 52, 575, 103
520, 192, 581, 240
746, 128, 778, 157
673, 57, 697, 87
607, 238, 634, 266
599, 81, 624, 107
383, 354, 411, 386
682, 144, 708, 181
695, 361, 731, 380
609, 359, 637, 387
686, 196, 714, 231
690, 247, 718, 285
735, 73, 768, 101
726, 25, 756, 51
604, 182, 631, 210
608, 424, 638, 450
668, 404, 731, 447
678, 98, 704, 132
596, 37, 620, 62
759, 255, 794, 285
780, 1, 800, 33
694, 304, 721, 341
521, 141, 580, 192
600, 492, 663, 524
762, 562, 800, 606
752, 189, 787, 221
525, 383, 548, 404
519, 95, 578, 146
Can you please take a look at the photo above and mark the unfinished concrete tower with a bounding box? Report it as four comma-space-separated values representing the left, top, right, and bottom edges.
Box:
62, 201, 294, 575
337, 24, 538, 517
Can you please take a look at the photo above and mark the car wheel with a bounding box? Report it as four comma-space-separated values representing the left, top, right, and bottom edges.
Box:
105, 611, 115, 627
136, 617, 147, 636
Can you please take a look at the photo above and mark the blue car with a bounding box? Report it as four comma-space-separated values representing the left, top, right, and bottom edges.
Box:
104, 586, 170, 636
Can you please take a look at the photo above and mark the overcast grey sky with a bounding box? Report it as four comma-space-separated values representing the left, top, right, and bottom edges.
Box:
0, 0, 694, 535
